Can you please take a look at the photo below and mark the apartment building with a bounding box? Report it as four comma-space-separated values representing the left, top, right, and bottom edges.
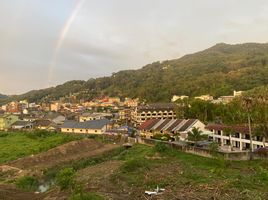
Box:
131, 103, 176, 127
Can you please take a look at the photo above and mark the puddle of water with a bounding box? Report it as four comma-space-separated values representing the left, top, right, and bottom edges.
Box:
38, 181, 55, 193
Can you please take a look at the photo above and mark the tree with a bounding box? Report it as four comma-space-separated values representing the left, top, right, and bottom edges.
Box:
251, 95, 268, 147
187, 127, 206, 146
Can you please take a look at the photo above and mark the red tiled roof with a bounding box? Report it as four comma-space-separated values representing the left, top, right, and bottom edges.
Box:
206, 124, 249, 133
178, 119, 197, 132
166, 119, 184, 132
155, 119, 171, 131
139, 119, 159, 130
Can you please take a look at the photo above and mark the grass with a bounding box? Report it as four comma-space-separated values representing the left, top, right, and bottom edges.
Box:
0, 131, 81, 163
109, 144, 268, 199
15, 176, 39, 191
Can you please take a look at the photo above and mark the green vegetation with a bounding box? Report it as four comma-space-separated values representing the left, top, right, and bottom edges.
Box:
15, 143, 268, 199
2, 43, 268, 104
56, 168, 75, 190
0, 131, 81, 163
15, 176, 39, 191
187, 127, 207, 146
111, 144, 268, 199
154, 142, 169, 153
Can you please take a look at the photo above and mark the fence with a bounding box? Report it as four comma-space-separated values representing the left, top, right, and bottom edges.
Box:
138, 137, 268, 160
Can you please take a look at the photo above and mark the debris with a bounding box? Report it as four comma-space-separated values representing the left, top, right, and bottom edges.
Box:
145, 185, 165, 196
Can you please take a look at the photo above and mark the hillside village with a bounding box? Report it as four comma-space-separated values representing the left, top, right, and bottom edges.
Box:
2, 88, 267, 155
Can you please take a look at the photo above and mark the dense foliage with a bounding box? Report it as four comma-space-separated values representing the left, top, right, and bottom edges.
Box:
2, 43, 268, 104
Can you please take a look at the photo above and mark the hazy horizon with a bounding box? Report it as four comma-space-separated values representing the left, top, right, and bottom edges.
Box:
1, 0, 268, 95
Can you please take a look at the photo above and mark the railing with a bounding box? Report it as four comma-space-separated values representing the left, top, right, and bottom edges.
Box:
138, 137, 268, 160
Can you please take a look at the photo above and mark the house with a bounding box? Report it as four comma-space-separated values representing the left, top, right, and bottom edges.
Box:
195, 95, 213, 101
0, 114, 19, 131
33, 119, 57, 131
171, 95, 189, 102
139, 118, 206, 140
79, 112, 113, 122
11, 120, 33, 130
131, 103, 176, 127
205, 124, 268, 151
44, 112, 66, 125
60, 119, 111, 134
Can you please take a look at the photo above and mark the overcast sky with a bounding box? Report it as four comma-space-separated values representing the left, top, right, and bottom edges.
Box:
1, 0, 268, 94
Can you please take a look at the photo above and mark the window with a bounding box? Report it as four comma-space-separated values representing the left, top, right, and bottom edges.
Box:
95, 130, 98, 132
80, 129, 83, 132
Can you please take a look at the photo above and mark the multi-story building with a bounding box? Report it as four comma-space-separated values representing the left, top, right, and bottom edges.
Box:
0, 114, 19, 130
124, 98, 139, 107
206, 124, 268, 151
131, 103, 176, 127
79, 112, 113, 122
119, 109, 131, 121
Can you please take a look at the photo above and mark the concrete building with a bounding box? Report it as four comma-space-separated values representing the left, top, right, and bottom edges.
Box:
195, 95, 214, 101
206, 124, 268, 151
131, 103, 176, 127
171, 95, 189, 102
0, 114, 19, 130
79, 112, 113, 122
61, 119, 111, 134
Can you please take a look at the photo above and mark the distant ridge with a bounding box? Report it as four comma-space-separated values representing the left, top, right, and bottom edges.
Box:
2, 42, 268, 104
0, 93, 7, 99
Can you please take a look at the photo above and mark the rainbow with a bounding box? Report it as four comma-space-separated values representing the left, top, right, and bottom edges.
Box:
48, 0, 85, 86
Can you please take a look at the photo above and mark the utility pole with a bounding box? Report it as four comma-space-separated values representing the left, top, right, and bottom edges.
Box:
243, 97, 253, 160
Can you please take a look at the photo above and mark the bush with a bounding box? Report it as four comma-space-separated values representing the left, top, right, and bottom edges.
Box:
154, 142, 168, 153
56, 168, 75, 190
0, 133, 8, 137
16, 176, 39, 191
209, 142, 219, 157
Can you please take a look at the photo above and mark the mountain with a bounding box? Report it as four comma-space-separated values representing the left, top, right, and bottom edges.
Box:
2, 42, 268, 104
0, 93, 7, 99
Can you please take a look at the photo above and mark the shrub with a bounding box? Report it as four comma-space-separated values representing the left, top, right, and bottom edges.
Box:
209, 142, 219, 157
56, 168, 75, 190
154, 142, 168, 153
15, 176, 39, 191
0, 133, 8, 137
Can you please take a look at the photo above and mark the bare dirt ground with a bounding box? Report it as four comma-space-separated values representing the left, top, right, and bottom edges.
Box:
0, 184, 43, 200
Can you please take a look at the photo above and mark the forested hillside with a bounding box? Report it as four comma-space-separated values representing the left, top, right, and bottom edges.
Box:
2, 43, 268, 104
0, 94, 7, 99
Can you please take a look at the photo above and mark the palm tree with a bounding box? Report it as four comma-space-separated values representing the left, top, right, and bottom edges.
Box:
187, 127, 206, 146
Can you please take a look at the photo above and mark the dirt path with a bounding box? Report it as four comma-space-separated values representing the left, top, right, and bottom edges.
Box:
0, 184, 43, 200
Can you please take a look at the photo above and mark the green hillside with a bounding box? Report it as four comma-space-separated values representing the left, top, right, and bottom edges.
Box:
2, 42, 268, 104
0, 93, 7, 99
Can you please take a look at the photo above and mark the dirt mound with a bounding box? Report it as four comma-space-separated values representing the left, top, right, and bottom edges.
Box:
8, 139, 112, 170
0, 184, 42, 200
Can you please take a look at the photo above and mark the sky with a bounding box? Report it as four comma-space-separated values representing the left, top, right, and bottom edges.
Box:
1, 0, 268, 95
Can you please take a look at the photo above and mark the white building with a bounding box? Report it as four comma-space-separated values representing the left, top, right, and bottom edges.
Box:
206, 124, 267, 151
171, 95, 189, 102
